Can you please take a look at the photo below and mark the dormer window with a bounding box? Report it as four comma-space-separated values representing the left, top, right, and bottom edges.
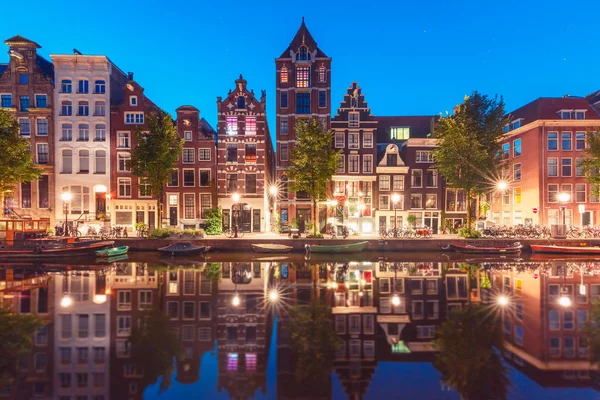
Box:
130, 96, 137, 106
390, 127, 410, 140
558, 110, 573, 120
511, 119, 523, 130
575, 110, 585, 120
280, 66, 288, 83
237, 96, 245, 109
297, 46, 309, 61
503, 125, 509, 133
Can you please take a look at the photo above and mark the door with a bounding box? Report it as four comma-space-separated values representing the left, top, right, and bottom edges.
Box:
240, 204, 252, 232
169, 207, 177, 226
148, 211, 156, 230
318, 205, 327, 233
583, 211, 592, 226
222, 209, 230, 230
253, 209, 261, 232
136, 211, 145, 224
95, 192, 106, 214
297, 208, 310, 233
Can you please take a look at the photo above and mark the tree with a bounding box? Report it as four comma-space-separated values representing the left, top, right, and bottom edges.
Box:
0, 109, 42, 209
581, 130, 600, 200
129, 111, 183, 226
433, 92, 510, 228
585, 300, 600, 365
287, 118, 340, 236
203, 207, 223, 235
0, 307, 43, 386
434, 305, 509, 400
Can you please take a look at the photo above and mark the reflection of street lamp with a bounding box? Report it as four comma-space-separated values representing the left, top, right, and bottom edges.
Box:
391, 262, 401, 307
497, 295, 509, 306
391, 193, 400, 231
558, 192, 570, 226
232, 293, 240, 307
60, 273, 72, 307
558, 295, 572, 308
61, 192, 72, 236
232, 193, 240, 238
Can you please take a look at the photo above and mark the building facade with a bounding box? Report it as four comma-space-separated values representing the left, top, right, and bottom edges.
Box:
216, 75, 272, 232
275, 18, 331, 229
51, 52, 127, 227
0, 36, 55, 223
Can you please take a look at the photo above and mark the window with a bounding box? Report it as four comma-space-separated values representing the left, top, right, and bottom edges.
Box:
318, 65, 326, 82
576, 184, 586, 203
392, 175, 404, 191
118, 178, 131, 197
1, 94, 11, 107
514, 325, 524, 346
548, 132, 558, 151
319, 90, 326, 108
76, 373, 88, 388
62, 150, 72, 173
379, 195, 390, 210
19, 118, 30, 136
61, 100, 72, 116
562, 158, 572, 177
35, 94, 47, 108
349, 112, 359, 127
226, 116, 237, 135
34, 119, 48, 137
363, 155, 373, 173
280, 143, 289, 161
20, 95, 29, 111
196, 148, 211, 161
117, 132, 130, 148
412, 301, 424, 319
93, 347, 105, 364
425, 170, 438, 187
93, 372, 104, 388
78, 101, 89, 116
416, 151, 433, 163
562, 132, 572, 150
237, 96, 245, 109
168, 169, 179, 187
513, 163, 522, 181
21, 182, 31, 208
564, 337, 575, 357
227, 174, 237, 193
130, 96, 137, 105
549, 337, 560, 356
576, 132, 586, 150
363, 132, 373, 148
549, 309, 560, 330
513, 187, 522, 205
577, 310, 588, 329
139, 291, 152, 310
335, 132, 345, 148
78, 80, 89, 93
200, 194, 211, 218
78, 314, 89, 338
548, 184, 558, 203
182, 148, 194, 163
245, 116, 256, 135
425, 194, 437, 209
198, 327, 212, 341
348, 132, 359, 148
183, 170, 195, 186
280, 65, 288, 83
336, 154, 345, 173
564, 310, 574, 330
281, 117, 288, 135
78, 124, 89, 141
95, 123, 106, 141
245, 144, 257, 163
296, 93, 310, 114
38, 175, 49, 208
77, 347, 89, 364
547, 158, 558, 177
61, 79, 72, 93
411, 194, 422, 208
502, 143, 510, 159
199, 170, 210, 187
79, 150, 89, 173
125, 112, 144, 124
502, 189, 510, 205
513, 138, 522, 157
296, 66, 310, 87
575, 157, 585, 177
139, 177, 151, 196
226, 143, 238, 162
390, 127, 409, 140
59, 373, 71, 388
118, 153, 130, 172
246, 174, 257, 194
411, 170, 422, 187
379, 175, 390, 191
349, 155, 359, 173
94, 101, 105, 116
94, 80, 105, 94
576, 111, 585, 119
560, 110, 572, 119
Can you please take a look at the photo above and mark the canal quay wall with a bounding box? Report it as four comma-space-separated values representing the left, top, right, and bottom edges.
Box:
113, 237, 600, 253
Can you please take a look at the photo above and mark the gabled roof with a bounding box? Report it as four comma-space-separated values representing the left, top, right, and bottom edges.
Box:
176, 105, 199, 112
200, 118, 216, 138
279, 17, 328, 58
35, 55, 54, 82
4, 35, 40, 48
509, 96, 600, 123
376, 116, 437, 143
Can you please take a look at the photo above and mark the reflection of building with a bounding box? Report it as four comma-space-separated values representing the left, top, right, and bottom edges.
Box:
491, 262, 600, 389
217, 75, 273, 233
0, 36, 55, 223
0, 266, 54, 398
216, 262, 271, 398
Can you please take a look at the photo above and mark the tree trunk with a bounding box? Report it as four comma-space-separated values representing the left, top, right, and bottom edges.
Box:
157, 186, 163, 229
313, 198, 318, 237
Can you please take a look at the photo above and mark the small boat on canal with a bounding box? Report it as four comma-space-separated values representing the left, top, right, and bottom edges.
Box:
441, 242, 523, 254
251, 243, 294, 253
158, 242, 211, 256
305, 241, 369, 254
530, 244, 600, 255
0, 238, 115, 258
96, 246, 129, 258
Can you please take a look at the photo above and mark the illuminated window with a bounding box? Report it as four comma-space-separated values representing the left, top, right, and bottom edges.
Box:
280, 66, 288, 83
227, 353, 238, 371
318, 65, 326, 82
245, 353, 257, 371
226, 116, 237, 135
296, 66, 310, 88
245, 117, 256, 135
513, 187, 521, 205
390, 127, 409, 140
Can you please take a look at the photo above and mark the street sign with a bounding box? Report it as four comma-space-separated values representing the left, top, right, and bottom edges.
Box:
532, 207, 538, 214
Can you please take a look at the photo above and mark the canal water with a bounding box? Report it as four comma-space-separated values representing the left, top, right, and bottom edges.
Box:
1, 251, 599, 399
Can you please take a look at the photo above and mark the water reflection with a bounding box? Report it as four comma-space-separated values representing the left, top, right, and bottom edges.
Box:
0, 255, 599, 399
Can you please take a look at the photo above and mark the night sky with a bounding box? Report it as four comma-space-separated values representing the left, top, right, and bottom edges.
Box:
2, 0, 598, 138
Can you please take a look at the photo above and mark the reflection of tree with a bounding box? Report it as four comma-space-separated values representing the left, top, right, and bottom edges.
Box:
586, 300, 600, 365
206, 262, 222, 282
129, 309, 182, 393
433, 305, 509, 400
0, 307, 42, 386
288, 300, 339, 383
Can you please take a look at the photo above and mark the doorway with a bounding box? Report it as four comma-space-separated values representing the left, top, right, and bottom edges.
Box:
583, 211, 592, 226
169, 207, 177, 226
148, 211, 156, 230
95, 192, 106, 214
253, 209, 261, 232
296, 208, 311, 233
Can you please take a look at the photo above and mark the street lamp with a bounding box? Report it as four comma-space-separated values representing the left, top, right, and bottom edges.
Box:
268, 289, 279, 302
496, 181, 508, 191
558, 192, 570, 226
232, 193, 240, 238
61, 192, 72, 236
391, 193, 400, 232
269, 186, 278, 197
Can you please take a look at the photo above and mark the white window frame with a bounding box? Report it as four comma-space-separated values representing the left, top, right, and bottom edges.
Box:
349, 112, 360, 128
198, 148, 211, 161
335, 132, 345, 148
184, 131, 193, 141
118, 178, 132, 198
182, 148, 195, 164
363, 154, 373, 174
363, 132, 373, 148
348, 154, 359, 174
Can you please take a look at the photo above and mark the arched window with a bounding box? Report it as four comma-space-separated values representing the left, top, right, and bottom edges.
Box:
281, 175, 289, 199
61, 80, 72, 93
61, 124, 72, 141
61, 101, 72, 116
297, 46, 309, 61
95, 124, 106, 141
237, 96, 245, 109
280, 66, 288, 83
94, 80, 106, 94
79, 150, 90, 173
78, 101, 89, 116
78, 124, 89, 141
94, 101, 105, 116
95, 150, 106, 174
62, 150, 72, 173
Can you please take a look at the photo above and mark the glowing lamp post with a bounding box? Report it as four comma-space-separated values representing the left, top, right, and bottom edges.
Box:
496, 181, 508, 191
61, 192, 72, 236
558, 192, 570, 226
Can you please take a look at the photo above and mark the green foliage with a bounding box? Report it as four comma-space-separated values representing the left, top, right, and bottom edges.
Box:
288, 300, 339, 383
204, 207, 223, 235
147, 227, 203, 239
288, 118, 340, 236
147, 228, 170, 239
582, 130, 600, 200
459, 227, 482, 238
0, 307, 43, 386
434, 305, 509, 400
129, 110, 184, 212
290, 218, 299, 229
0, 109, 42, 198
135, 222, 148, 232
433, 92, 509, 228
586, 300, 600, 365
407, 214, 417, 227
129, 309, 182, 393
479, 200, 491, 218
205, 262, 222, 282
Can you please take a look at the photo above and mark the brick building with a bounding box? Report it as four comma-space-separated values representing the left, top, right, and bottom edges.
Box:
275, 18, 331, 229
216, 75, 273, 233
0, 36, 55, 222
490, 97, 600, 227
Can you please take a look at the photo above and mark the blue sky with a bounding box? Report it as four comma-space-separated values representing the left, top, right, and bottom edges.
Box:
2, 0, 599, 135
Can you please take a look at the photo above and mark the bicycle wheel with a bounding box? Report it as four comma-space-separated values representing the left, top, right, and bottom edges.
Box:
238, 230, 245, 238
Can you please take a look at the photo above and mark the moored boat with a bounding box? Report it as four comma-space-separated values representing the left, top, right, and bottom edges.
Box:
251, 244, 293, 253
0, 238, 114, 258
530, 244, 600, 255
96, 246, 129, 258
441, 242, 522, 254
305, 241, 369, 253
158, 242, 211, 256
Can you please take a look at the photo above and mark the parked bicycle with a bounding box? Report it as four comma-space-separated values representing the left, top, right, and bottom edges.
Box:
224, 225, 244, 238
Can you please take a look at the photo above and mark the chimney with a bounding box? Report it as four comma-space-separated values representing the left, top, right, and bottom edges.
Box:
127, 72, 134, 81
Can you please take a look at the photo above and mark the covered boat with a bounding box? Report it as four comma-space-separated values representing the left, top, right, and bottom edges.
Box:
441, 242, 522, 254
0, 238, 114, 258
251, 244, 293, 253
158, 242, 211, 256
530, 244, 600, 255
96, 246, 129, 257
305, 241, 369, 254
